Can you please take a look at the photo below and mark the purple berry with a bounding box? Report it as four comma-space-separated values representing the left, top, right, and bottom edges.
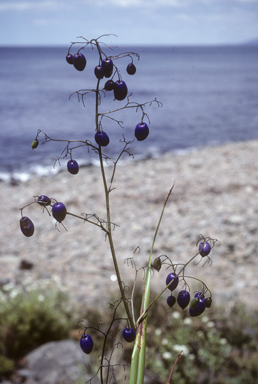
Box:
94, 65, 105, 80
104, 80, 115, 91
167, 295, 176, 308
37, 195, 51, 206
66, 54, 73, 65
122, 327, 136, 342
73, 53, 86, 71
134, 122, 149, 141
20, 216, 34, 237
95, 131, 110, 147
127, 63, 136, 75
189, 294, 206, 317
101, 58, 113, 77
52, 202, 66, 223
80, 334, 93, 354
166, 272, 179, 291
177, 290, 190, 310
67, 159, 79, 175
199, 241, 211, 257
195, 292, 205, 299
104, 69, 113, 78
114, 80, 128, 101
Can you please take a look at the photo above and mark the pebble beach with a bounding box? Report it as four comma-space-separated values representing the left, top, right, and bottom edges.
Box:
1, 139, 258, 312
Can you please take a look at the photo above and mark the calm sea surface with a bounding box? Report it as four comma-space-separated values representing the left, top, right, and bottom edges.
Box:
0, 45, 257, 181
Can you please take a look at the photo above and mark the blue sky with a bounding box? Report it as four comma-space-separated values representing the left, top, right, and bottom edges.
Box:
0, 0, 258, 46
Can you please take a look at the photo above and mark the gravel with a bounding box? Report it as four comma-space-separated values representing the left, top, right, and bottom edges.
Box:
1, 139, 257, 312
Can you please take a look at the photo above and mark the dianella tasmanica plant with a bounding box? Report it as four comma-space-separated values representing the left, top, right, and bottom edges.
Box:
20, 35, 220, 384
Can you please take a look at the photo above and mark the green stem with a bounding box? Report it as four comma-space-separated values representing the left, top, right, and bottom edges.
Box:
128, 333, 140, 384
95, 70, 134, 330
129, 184, 175, 384
98, 147, 134, 330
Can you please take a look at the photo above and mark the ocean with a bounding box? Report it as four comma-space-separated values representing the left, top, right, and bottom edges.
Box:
0, 44, 257, 182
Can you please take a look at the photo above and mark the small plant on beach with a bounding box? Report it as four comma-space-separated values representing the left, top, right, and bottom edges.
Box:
0, 279, 71, 360
19, 35, 220, 383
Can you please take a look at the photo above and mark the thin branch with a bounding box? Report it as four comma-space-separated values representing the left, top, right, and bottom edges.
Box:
166, 351, 184, 384
109, 136, 134, 187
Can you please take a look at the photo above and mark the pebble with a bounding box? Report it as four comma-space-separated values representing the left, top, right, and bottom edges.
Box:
0, 139, 258, 311
17, 340, 92, 384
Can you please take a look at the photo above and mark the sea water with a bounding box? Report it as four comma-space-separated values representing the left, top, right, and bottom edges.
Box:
0, 44, 257, 182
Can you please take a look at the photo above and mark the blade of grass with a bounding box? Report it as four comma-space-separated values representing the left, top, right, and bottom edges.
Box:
129, 184, 175, 384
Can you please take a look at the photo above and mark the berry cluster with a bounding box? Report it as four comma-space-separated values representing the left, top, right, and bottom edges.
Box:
79, 324, 136, 357
64, 38, 151, 148
78, 299, 136, 358
28, 36, 161, 183
151, 237, 217, 318
20, 195, 67, 237
167, 286, 212, 318
66, 51, 136, 101
66, 52, 86, 71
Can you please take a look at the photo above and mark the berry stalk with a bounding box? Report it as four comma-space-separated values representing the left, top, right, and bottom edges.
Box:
98, 147, 135, 330
94, 65, 135, 330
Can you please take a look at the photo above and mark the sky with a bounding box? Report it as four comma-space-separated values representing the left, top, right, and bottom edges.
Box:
0, 0, 258, 46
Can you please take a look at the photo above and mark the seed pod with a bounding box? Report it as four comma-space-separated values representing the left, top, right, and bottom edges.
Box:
190, 298, 199, 309
205, 297, 212, 308
31, 139, 39, 149
152, 257, 162, 272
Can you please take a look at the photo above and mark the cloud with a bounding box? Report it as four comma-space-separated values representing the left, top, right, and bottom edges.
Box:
107, 0, 183, 6
1, 0, 258, 12
0, 0, 197, 12
0, 1, 62, 12
92, 0, 258, 5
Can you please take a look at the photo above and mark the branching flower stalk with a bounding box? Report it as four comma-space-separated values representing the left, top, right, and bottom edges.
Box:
19, 35, 220, 384
93, 52, 135, 330
98, 144, 135, 330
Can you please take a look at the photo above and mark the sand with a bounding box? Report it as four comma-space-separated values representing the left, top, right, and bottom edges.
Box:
1, 139, 257, 312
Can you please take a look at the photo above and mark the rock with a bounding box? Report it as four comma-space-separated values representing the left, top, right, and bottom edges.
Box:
18, 340, 92, 384
19, 259, 34, 270
0, 381, 13, 384
227, 215, 244, 225
0, 277, 11, 287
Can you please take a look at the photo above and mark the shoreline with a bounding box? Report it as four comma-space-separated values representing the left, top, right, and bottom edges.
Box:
1, 139, 258, 311
0, 138, 250, 185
